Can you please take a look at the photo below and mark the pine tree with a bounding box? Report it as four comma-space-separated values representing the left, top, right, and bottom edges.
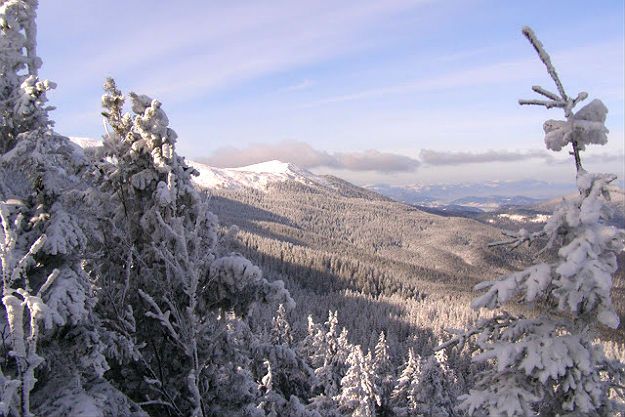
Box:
0, 0, 55, 154
256, 358, 320, 417
414, 351, 454, 417
299, 315, 325, 368
314, 311, 343, 397
335, 327, 352, 379
443, 27, 625, 417
337, 346, 380, 417
271, 303, 293, 347
258, 360, 281, 417
254, 305, 316, 403
95, 79, 292, 417
373, 331, 395, 416
391, 349, 421, 416
0, 2, 143, 416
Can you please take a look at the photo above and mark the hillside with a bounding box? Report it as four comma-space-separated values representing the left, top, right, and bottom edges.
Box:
210, 181, 524, 295
188, 162, 540, 347
185, 160, 623, 345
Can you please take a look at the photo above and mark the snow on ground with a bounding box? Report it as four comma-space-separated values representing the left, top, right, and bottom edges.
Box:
497, 213, 550, 223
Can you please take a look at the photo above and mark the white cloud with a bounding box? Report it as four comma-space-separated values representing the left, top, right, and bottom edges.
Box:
420, 149, 553, 166
201, 140, 420, 173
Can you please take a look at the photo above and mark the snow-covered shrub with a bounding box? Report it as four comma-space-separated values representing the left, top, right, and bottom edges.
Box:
443, 27, 625, 417
372, 331, 395, 415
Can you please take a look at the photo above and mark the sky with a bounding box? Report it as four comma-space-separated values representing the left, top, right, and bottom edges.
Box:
36, 0, 624, 186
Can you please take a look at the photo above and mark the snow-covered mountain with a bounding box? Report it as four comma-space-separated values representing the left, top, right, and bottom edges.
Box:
190, 160, 330, 191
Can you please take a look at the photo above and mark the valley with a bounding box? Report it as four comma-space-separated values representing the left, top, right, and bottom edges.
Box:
191, 159, 625, 350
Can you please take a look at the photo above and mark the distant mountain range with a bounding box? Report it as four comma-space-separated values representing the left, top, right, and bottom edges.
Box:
365, 181, 580, 212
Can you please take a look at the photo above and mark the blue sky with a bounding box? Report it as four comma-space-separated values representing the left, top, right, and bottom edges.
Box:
37, 0, 624, 186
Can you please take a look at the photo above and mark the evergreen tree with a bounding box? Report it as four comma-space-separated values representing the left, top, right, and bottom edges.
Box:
373, 331, 395, 416
0, 2, 142, 416
391, 349, 421, 416
0, 0, 55, 154
337, 346, 380, 417
307, 393, 341, 417
299, 315, 325, 368
271, 303, 293, 347
256, 359, 320, 417
414, 351, 454, 417
254, 305, 316, 403
314, 311, 343, 397
444, 27, 625, 417
94, 79, 292, 417
335, 327, 352, 378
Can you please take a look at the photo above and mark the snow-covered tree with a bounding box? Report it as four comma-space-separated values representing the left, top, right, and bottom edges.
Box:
254, 306, 316, 404
0, 0, 55, 154
443, 27, 625, 417
390, 348, 454, 416
337, 346, 380, 417
0, 205, 58, 417
313, 311, 346, 397
300, 315, 325, 368
373, 331, 395, 416
271, 303, 293, 347
256, 359, 319, 417
258, 360, 281, 416
94, 78, 292, 416
391, 348, 421, 416
415, 351, 455, 417
0, 3, 146, 415
307, 393, 341, 417
335, 327, 352, 378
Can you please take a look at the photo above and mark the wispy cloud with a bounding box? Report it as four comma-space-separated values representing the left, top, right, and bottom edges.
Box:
44, 1, 427, 102
281, 79, 316, 93
303, 58, 539, 107
420, 149, 553, 166
201, 140, 420, 173
303, 39, 624, 107
333, 150, 420, 172
564, 152, 625, 165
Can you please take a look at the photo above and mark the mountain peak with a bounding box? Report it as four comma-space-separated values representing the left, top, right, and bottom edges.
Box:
191, 159, 327, 191
233, 160, 303, 176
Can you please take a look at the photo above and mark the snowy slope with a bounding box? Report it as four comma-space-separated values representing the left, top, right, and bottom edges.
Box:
69, 136, 102, 149
190, 160, 329, 191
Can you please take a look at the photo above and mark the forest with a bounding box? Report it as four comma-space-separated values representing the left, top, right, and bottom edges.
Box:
0, 1, 624, 417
